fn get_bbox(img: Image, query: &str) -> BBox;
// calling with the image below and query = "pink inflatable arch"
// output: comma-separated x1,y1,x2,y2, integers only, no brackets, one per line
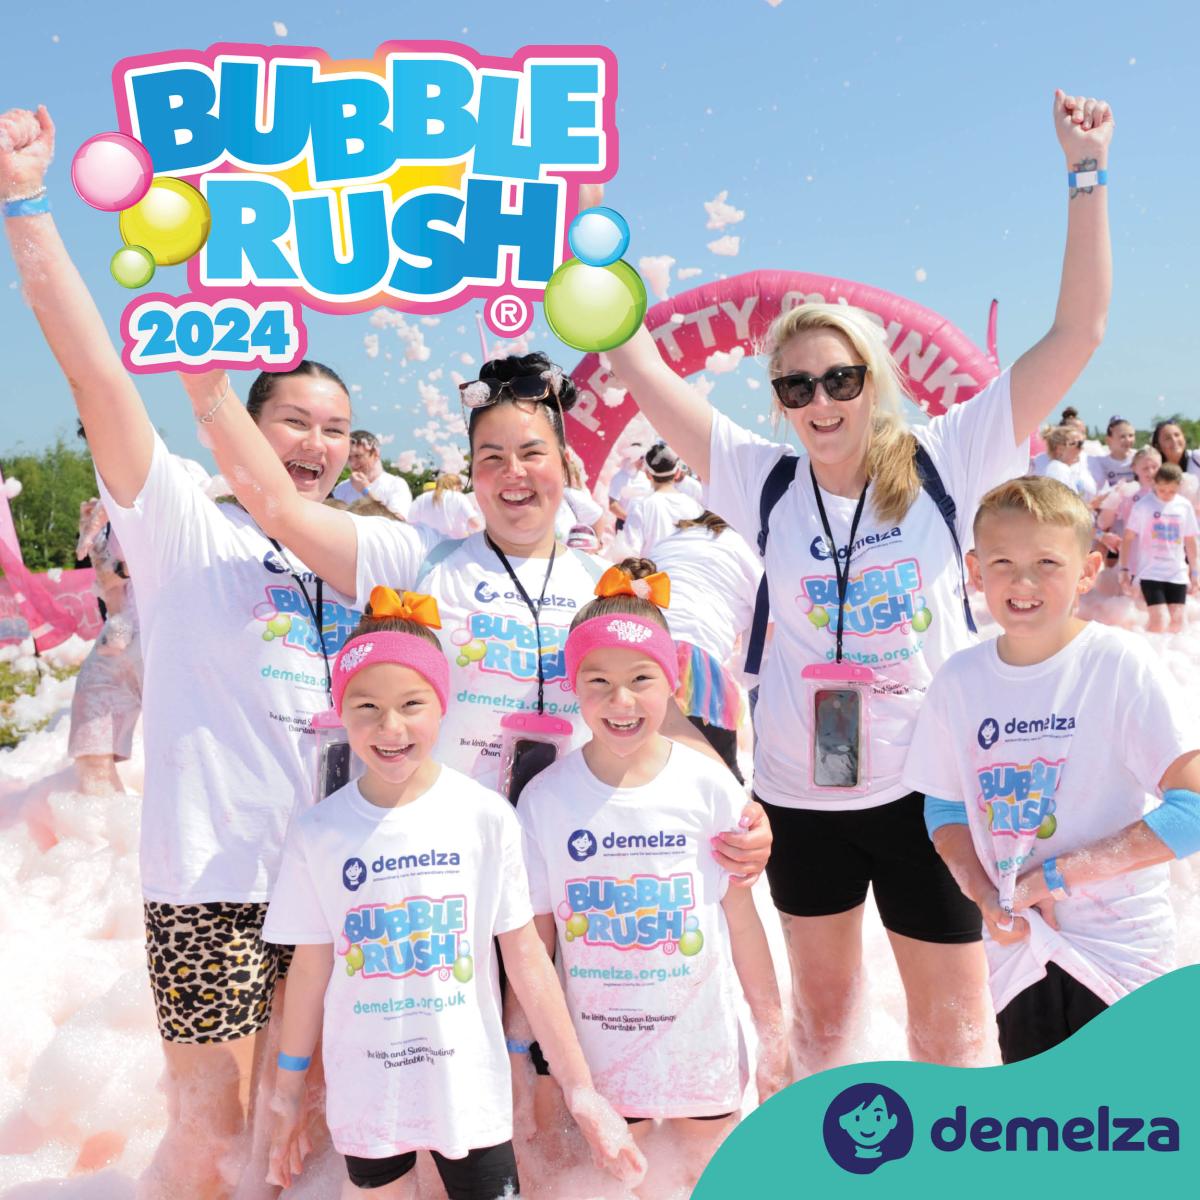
564,269,998,483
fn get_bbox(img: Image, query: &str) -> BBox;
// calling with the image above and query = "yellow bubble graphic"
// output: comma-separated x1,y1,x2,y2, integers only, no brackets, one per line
119,178,212,265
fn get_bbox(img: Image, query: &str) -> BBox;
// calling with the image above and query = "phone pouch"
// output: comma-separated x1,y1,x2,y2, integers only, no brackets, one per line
801,662,874,795
499,711,573,803
312,708,363,804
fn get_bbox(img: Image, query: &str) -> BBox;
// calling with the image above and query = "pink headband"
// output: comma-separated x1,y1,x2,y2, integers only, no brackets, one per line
565,615,679,692
331,632,450,715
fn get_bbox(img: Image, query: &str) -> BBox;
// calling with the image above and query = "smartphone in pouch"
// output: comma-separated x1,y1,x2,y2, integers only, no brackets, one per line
508,738,559,804
812,688,862,788
319,740,353,801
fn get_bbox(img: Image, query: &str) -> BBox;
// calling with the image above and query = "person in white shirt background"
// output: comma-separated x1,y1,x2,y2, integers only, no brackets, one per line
1087,415,1137,492
607,440,653,531
1150,420,1200,516
331,430,414,518
555,445,605,543
1120,461,1200,632
1036,424,1098,502
406,471,483,539
612,441,704,560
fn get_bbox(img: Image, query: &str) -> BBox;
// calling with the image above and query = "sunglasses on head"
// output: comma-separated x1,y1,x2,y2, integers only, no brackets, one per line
459,368,563,410
770,364,869,410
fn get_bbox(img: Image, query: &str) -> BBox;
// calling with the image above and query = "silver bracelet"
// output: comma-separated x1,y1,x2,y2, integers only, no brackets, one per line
199,377,233,424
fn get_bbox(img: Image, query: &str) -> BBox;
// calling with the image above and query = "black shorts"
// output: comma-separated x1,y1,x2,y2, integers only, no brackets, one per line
625,1111,733,1125
345,1141,518,1197
996,961,1107,1063
1139,578,1188,606
688,714,744,784
759,791,982,944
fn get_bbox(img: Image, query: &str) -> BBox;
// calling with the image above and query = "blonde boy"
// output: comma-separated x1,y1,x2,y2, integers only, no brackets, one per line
903,477,1200,1062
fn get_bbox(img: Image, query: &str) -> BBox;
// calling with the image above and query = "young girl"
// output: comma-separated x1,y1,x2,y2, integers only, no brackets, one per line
1120,462,1200,633
514,560,788,1196
1095,446,1161,556
262,587,644,1199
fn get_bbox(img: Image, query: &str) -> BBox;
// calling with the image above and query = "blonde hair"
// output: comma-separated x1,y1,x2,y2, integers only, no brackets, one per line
973,476,1094,555
433,473,463,505
1044,424,1082,455
1132,446,1162,469
564,446,587,491
764,302,919,526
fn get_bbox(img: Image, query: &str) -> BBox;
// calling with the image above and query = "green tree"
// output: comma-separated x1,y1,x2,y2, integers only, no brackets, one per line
0,439,98,572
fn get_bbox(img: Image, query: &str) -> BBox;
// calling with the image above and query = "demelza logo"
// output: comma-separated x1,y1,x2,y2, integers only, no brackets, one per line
823,1083,1179,1175
809,526,902,562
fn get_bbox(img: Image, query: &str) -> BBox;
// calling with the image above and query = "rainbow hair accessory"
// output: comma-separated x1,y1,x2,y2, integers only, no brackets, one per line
331,588,449,714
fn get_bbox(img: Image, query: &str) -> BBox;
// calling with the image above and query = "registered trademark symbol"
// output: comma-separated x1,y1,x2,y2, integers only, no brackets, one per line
486,293,532,336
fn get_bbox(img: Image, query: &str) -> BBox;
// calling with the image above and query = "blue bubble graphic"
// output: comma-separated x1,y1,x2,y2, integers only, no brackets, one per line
568,207,630,267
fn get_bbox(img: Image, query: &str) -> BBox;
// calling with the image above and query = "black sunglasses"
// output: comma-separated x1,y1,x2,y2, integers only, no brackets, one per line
771,364,868,409
459,369,563,410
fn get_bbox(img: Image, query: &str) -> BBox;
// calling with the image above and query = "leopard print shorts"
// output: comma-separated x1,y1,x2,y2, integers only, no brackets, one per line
144,901,294,1043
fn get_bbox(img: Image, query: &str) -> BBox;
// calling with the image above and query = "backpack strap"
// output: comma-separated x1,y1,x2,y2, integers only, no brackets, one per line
743,454,800,676
413,536,467,590
913,441,977,634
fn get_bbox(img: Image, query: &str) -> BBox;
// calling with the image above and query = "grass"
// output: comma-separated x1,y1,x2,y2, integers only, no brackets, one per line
0,658,80,751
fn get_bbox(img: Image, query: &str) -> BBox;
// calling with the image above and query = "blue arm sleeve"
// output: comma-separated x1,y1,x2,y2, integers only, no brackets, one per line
923,796,969,839
1144,789,1200,859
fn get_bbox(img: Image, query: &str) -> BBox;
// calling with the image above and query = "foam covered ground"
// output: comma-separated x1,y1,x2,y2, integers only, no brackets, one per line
2,588,1198,1196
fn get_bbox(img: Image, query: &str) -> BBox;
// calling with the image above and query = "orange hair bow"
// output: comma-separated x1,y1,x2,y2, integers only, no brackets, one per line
367,586,443,629
595,565,671,608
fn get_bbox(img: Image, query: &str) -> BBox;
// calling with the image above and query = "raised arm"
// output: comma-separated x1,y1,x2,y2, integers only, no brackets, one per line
1009,91,1113,444
180,370,360,595
0,108,153,505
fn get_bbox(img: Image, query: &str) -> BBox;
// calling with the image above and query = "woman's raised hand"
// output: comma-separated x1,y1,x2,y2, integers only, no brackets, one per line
1054,90,1114,162
0,106,54,200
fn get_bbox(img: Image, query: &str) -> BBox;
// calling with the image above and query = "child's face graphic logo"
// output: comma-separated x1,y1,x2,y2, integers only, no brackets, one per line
978,717,1000,750
567,829,597,862
343,857,367,891
823,1083,913,1174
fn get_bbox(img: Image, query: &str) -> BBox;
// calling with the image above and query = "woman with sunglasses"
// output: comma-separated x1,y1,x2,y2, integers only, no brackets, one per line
1037,425,1098,502
597,89,1113,1074
181,353,771,865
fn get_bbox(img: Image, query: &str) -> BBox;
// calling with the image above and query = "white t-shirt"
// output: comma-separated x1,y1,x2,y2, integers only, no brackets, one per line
609,467,652,510
1030,451,1049,475
263,770,532,1158
1087,451,1136,493
651,525,762,665
903,622,1197,1011
1125,493,1199,585
98,434,362,902
333,470,414,519
355,527,602,789
1042,458,1097,501
555,487,605,541
1099,480,1149,535
406,490,481,540
519,743,745,1118
614,490,705,560
705,370,1028,810
677,474,705,504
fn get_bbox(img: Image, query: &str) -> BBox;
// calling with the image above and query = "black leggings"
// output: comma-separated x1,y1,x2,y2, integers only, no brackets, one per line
345,1141,518,1197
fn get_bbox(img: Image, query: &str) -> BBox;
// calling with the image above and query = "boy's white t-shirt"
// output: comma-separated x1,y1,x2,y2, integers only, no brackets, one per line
1043,458,1097,501
518,743,746,1118
1087,451,1136,492
332,471,414,518
1125,493,1199,584
705,371,1028,810
262,769,532,1159
355,526,601,789
650,526,762,665
615,490,705,559
98,433,363,903
903,622,1197,1011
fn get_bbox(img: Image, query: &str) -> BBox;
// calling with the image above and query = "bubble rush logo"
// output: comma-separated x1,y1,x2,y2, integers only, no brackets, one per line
103,41,618,372
254,584,358,657
823,1083,914,1175
464,611,569,684
559,873,701,953
341,894,473,982
797,557,932,637
978,756,1064,838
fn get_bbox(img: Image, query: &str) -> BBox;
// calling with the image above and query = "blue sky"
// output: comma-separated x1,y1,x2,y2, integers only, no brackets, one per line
2,0,1197,468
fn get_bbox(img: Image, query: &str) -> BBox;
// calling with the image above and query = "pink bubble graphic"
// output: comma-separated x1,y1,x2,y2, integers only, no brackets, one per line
450,628,471,647
557,901,572,921
253,602,278,621
71,133,153,212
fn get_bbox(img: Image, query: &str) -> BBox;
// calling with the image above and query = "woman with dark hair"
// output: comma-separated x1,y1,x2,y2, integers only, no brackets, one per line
179,347,772,849
1,106,360,1197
